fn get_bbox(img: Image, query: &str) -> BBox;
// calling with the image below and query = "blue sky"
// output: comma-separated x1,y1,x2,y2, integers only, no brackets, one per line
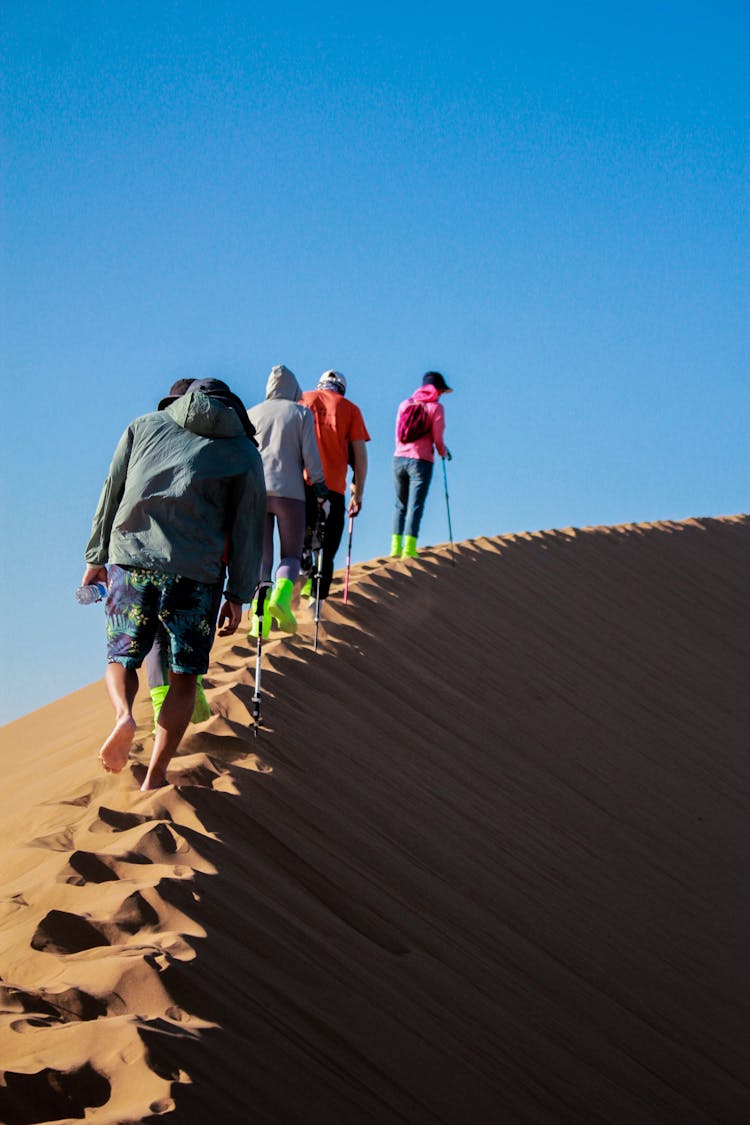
1,1,748,723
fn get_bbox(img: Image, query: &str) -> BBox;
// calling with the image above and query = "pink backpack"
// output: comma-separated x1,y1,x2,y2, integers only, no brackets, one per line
397,399,431,443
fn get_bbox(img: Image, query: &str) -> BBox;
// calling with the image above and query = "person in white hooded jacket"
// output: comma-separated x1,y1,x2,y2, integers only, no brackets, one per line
247,364,327,635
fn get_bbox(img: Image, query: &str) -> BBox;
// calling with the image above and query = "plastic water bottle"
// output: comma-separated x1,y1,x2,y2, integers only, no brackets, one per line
75,582,108,605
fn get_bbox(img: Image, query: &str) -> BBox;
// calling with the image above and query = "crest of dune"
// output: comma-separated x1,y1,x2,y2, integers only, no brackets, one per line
1,515,748,1124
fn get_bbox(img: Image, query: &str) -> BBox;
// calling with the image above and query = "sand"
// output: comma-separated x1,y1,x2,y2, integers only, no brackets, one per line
1,515,749,1124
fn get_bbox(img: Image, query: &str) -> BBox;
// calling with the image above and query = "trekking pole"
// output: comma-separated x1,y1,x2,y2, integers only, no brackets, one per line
313,507,326,653
251,583,270,736
343,514,354,605
442,455,455,567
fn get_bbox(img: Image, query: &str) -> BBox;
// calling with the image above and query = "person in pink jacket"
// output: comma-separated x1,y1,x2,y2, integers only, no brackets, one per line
391,371,453,558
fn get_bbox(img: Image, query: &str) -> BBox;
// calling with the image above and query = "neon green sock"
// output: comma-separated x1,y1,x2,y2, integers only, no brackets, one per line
403,535,418,557
390,534,403,557
149,684,170,733
191,675,211,723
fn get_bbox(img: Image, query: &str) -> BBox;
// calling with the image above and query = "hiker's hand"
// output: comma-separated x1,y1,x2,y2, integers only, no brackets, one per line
81,564,107,587
443,448,452,461
218,600,242,636
348,494,362,517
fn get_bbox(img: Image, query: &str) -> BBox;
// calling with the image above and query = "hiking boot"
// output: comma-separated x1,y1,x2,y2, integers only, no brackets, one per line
268,577,297,634
248,592,272,639
300,577,313,599
390,534,403,558
403,535,418,557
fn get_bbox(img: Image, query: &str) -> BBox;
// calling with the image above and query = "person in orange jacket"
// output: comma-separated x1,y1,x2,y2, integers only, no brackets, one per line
300,370,371,601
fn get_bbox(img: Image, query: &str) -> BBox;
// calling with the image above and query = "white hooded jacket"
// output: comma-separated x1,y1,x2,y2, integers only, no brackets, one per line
247,365,325,500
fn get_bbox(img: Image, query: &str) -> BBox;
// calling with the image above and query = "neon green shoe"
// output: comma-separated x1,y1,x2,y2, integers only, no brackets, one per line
191,675,211,723
149,684,170,732
300,577,313,599
403,535,418,557
390,534,403,558
268,577,297,634
248,593,272,639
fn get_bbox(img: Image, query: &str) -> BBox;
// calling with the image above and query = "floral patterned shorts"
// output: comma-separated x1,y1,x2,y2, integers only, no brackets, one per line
104,564,223,675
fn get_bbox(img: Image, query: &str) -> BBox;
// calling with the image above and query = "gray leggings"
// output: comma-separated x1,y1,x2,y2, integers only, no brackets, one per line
262,496,306,583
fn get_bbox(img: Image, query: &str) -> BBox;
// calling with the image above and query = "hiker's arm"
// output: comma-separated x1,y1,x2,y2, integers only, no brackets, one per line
84,424,134,566
301,409,325,488
224,452,267,604
217,600,243,635
349,440,368,515
432,403,447,458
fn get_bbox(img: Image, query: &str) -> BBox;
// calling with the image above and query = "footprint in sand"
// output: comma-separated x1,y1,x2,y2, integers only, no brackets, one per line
92,805,152,832
5,985,108,1031
59,850,121,884
0,1063,110,1123
31,909,110,955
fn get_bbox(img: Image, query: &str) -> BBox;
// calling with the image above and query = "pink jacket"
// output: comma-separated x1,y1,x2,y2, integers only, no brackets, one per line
393,384,447,462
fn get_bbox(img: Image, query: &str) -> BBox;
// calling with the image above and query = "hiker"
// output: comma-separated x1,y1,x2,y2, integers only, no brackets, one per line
81,377,267,791
247,364,328,637
143,380,211,731
300,370,370,601
391,371,453,558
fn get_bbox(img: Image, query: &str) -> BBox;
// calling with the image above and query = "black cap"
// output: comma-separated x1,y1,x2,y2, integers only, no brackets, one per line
157,378,193,410
421,371,453,394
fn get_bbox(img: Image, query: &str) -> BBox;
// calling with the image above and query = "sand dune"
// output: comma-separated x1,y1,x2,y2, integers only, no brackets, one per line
1,515,749,1124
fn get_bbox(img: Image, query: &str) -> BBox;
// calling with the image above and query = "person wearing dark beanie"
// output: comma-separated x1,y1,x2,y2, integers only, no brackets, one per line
391,371,453,558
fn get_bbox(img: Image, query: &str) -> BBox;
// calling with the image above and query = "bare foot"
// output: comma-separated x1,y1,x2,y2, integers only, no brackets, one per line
140,772,169,792
99,716,136,772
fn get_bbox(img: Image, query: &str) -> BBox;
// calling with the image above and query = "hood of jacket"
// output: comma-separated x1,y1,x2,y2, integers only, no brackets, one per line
164,391,248,439
411,384,441,405
265,364,301,403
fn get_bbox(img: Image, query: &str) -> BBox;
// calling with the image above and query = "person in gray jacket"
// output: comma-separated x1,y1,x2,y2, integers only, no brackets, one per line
247,364,327,636
81,378,266,790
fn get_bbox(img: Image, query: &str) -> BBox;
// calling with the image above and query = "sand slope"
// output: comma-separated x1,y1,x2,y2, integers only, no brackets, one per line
1,516,749,1124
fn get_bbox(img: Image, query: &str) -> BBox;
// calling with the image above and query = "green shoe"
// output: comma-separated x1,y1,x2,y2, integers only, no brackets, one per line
248,593,272,639
390,534,403,558
149,684,170,733
403,535,418,557
300,577,312,599
268,577,297,634
191,675,211,723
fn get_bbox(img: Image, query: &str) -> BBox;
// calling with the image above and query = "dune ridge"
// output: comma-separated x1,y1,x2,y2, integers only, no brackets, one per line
1,515,749,1124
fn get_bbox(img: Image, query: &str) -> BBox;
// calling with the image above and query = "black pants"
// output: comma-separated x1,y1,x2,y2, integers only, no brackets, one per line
305,487,345,600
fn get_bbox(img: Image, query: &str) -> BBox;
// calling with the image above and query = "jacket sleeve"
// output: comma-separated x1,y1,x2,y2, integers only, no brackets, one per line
84,424,134,565
431,402,447,458
224,446,268,604
301,408,325,485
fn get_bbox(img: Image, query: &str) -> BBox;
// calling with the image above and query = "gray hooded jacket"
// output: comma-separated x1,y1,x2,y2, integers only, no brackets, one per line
247,365,324,501
85,392,267,603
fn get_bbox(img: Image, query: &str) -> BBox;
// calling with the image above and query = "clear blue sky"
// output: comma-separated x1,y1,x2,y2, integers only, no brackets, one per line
1,2,748,723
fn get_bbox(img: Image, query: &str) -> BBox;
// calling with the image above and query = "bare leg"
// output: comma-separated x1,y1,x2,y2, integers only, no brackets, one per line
99,662,139,772
140,672,197,791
